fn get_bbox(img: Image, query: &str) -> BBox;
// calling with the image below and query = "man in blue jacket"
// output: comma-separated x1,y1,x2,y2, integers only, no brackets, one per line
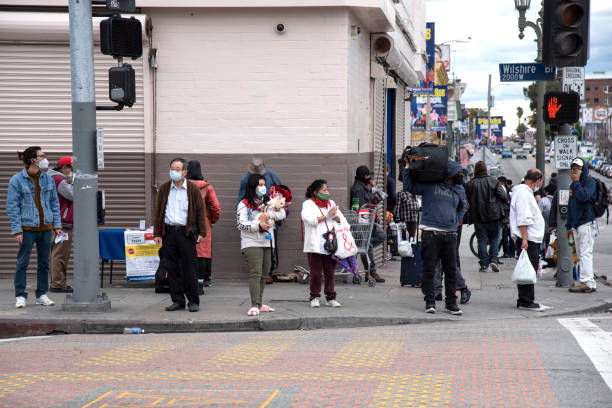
6,146,62,308
567,158,598,293
403,161,468,315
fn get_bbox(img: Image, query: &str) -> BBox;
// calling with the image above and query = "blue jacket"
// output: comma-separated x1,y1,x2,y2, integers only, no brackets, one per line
6,169,62,234
402,161,468,232
236,169,282,204
566,158,597,229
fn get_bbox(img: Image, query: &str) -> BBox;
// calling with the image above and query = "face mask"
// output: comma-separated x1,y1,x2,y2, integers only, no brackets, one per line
169,170,183,181
38,158,49,170
317,192,330,201
256,186,267,197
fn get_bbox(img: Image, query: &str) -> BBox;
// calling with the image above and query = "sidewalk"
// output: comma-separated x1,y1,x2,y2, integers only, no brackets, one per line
1,225,611,337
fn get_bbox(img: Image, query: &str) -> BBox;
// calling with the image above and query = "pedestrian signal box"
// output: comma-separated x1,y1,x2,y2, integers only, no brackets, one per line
543,91,580,126
100,16,142,59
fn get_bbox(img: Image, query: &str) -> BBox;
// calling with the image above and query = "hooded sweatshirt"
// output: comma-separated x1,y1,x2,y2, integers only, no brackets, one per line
402,161,468,232
566,158,597,229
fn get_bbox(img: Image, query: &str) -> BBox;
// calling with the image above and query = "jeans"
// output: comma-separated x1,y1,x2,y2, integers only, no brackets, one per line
15,230,52,299
307,253,336,301
574,222,596,289
435,224,466,295
515,238,539,307
360,224,386,274
501,226,515,257
244,247,272,308
475,221,501,268
421,230,458,305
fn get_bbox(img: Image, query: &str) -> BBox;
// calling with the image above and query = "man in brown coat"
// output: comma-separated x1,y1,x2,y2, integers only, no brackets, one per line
154,158,207,312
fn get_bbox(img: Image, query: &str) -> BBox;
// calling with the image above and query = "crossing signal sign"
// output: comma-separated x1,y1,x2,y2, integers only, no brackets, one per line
543,91,580,125
542,0,590,67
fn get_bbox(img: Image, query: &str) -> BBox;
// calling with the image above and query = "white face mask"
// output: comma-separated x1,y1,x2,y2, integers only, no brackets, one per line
256,186,267,197
169,170,183,182
38,158,49,170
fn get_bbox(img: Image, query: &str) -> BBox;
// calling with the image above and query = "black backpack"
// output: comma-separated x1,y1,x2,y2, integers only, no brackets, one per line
587,176,609,218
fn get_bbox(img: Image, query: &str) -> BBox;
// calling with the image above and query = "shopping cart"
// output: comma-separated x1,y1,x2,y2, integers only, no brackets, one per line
340,205,378,287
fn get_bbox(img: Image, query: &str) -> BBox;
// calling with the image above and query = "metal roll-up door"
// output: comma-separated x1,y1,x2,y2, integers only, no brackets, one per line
372,78,386,267
0,43,146,279
394,83,406,179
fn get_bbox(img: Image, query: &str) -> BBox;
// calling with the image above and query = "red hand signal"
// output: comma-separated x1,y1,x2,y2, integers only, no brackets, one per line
547,97,562,119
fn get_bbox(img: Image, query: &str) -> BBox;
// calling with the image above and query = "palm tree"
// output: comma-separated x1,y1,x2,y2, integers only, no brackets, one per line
516,106,523,122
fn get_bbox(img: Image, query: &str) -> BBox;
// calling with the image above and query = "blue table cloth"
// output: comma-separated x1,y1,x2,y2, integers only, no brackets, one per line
99,229,126,261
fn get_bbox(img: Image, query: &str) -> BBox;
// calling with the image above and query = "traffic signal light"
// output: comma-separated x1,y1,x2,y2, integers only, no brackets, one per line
109,64,136,107
100,16,142,59
542,0,590,67
543,91,579,125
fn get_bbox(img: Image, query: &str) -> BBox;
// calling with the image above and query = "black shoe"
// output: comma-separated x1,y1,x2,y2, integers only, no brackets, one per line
165,303,185,311
203,280,212,287
50,286,73,293
425,303,436,313
445,304,463,315
188,303,199,312
460,288,471,304
434,293,443,301
479,266,488,273
496,261,504,265
198,285,205,296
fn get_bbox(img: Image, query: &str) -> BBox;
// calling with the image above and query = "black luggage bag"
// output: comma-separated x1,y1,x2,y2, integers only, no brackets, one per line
400,243,422,287
408,143,448,183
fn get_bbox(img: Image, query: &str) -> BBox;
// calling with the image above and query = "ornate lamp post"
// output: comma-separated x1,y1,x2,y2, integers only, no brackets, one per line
514,0,546,174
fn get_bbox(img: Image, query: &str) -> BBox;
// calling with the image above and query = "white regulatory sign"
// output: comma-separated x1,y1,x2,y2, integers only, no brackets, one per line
554,135,577,169
562,67,585,100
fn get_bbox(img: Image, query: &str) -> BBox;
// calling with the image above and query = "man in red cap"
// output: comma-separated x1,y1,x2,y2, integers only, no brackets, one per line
48,156,74,292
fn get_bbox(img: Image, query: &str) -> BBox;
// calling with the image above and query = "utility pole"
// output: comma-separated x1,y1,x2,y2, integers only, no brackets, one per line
63,0,111,311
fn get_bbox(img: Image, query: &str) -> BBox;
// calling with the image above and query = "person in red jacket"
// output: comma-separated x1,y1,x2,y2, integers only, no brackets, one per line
187,160,221,293
47,156,74,293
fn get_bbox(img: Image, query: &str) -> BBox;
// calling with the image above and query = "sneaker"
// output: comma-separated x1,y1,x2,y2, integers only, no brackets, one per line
460,288,471,305
490,263,500,272
203,280,212,287
434,293,443,301
479,266,488,273
326,299,342,307
15,296,26,308
310,298,320,308
425,303,436,313
35,294,55,306
569,282,596,293
518,303,547,312
445,304,463,315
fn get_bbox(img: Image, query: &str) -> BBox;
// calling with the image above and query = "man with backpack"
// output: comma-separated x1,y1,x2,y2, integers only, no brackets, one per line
567,158,601,293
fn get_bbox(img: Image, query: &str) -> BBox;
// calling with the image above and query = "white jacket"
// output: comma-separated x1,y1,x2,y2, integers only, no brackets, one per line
301,199,350,254
237,199,286,250
510,184,545,244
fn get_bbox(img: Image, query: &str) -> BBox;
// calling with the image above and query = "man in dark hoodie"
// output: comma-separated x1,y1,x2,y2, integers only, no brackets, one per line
402,161,468,315
350,165,386,282
567,158,598,293
465,161,508,272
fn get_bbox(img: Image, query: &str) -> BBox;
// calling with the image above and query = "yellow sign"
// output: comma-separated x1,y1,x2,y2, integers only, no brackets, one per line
125,244,161,258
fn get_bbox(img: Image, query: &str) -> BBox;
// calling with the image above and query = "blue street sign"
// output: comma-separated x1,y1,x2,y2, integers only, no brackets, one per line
499,63,556,82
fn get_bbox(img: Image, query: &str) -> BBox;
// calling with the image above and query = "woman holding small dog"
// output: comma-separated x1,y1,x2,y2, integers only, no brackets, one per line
237,174,286,316
301,179,348,308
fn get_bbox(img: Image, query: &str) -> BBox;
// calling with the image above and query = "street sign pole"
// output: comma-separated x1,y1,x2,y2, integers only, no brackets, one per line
63,0,110,311
536,80,546,173
555,125,574,287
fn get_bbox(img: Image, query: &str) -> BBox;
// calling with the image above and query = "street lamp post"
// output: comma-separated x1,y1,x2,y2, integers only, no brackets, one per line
514,0,546,175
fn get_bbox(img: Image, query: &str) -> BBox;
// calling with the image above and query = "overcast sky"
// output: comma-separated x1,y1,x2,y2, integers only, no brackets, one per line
426,0,612,135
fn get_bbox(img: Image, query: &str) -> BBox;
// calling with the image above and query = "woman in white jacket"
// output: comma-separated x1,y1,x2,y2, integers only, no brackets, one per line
301,179,349,308
237,174,286,316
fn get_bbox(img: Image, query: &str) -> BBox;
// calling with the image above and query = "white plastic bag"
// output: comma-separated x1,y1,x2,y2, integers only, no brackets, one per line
512,250,537,284
397,224,414,258
333,223,358,259
544,232,556,259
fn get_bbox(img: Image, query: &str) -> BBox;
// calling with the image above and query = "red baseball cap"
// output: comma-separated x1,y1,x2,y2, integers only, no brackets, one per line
58,156,73,166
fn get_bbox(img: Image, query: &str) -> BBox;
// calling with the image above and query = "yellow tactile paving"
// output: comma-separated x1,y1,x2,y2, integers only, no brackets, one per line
204,334,299,367
327,337,403,368
369,374,451,407
75,340,186,367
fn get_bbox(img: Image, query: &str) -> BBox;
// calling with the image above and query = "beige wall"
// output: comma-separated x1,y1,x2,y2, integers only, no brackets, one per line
147,7,357,155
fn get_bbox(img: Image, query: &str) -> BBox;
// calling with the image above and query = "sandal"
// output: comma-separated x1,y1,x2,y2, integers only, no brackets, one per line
259,305,275,312
247,307,260,316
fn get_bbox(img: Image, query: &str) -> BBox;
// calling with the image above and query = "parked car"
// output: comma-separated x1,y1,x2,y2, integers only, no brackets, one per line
501,150,513,158
516,150,528,159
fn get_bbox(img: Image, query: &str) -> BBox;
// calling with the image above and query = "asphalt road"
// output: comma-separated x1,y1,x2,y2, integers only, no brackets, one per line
1,314,611,408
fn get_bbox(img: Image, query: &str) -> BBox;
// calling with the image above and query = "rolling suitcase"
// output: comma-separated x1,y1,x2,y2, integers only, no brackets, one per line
400,242,422,287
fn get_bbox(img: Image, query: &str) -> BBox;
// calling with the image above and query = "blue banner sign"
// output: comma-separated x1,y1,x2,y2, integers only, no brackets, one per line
426,22,435,70
410,86,448,132
499,63,556,82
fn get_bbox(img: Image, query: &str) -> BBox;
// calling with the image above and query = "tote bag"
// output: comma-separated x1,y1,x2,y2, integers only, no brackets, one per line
333,222,358,259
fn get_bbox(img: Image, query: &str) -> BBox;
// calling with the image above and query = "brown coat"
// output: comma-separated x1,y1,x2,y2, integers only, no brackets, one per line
153,180,207,239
